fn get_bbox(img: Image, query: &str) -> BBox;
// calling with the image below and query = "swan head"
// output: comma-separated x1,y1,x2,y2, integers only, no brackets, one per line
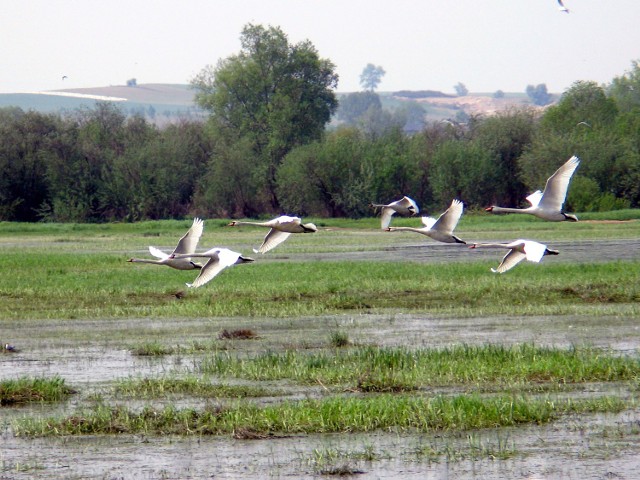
563,213,579,222
545,248,560,256
227,221,238,227
484,207,494,212
302,223,318,233
468,244,478,249
127,258,134,262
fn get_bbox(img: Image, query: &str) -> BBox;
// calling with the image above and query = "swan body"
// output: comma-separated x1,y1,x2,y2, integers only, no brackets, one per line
370,196,419,229
128,218,204,270
486,156,580,221
469,239,559,273
228,215,317,254
170,248,254,288
387,199,466,244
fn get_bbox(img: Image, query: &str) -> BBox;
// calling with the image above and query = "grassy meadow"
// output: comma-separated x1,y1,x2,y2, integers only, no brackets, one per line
1,211,640,447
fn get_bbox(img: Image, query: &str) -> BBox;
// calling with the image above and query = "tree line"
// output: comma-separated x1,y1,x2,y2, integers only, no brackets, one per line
1,25,639,222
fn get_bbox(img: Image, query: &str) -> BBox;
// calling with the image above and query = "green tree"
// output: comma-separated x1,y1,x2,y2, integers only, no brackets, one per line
191,24,338,212
336,91,382,125
526,83,553,106
359,64,386,92
454,82,469,96
608,59,640,113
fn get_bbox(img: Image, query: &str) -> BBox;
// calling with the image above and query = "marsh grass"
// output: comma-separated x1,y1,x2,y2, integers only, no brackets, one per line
114,377,276,399
0,376,75,405
12,393,628,437
1,254,638,320
200,344,640,389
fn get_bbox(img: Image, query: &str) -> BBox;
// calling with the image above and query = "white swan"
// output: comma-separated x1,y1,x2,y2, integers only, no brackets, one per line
170,248,254,288
387,199,466,244
127,217,204,270
486,155,580,221
370,196,419,229
227,215,317,254
469,239,559,273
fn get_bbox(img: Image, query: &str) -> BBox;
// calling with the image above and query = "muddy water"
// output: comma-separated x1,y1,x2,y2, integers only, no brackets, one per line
2,311,640,479
1,236,639,479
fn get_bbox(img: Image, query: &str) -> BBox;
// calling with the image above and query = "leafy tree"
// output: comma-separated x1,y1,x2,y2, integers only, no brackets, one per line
541,81,618,132
454,82,469,96
608,59,640,113
191,24,338,212
493,90,505,99
526,83,553,106
359,64,386,92
336,91,382,125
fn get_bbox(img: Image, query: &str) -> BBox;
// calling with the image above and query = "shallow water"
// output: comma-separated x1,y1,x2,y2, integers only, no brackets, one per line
2,311,640,479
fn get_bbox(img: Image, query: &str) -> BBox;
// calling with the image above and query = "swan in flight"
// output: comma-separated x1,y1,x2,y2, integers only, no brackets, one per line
227,215,317,254
370,196,419,229
557,0,569,13
170,248,254,288
128,217,204,270
485,155,580,221
387,199,466,244
469,239,559,273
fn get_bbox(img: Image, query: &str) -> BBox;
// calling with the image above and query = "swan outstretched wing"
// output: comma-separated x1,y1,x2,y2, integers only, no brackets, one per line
431,199,463,234
148,246,170,260
525,190,543,207
539,156,580,211
254,229,292,254
523,240,547,263
492,249,527,273
187,249,239,288
173,217,204,256
380,208,396,229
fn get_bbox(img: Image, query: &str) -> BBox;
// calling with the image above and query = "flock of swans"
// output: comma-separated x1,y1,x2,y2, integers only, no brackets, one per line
128,155,581,287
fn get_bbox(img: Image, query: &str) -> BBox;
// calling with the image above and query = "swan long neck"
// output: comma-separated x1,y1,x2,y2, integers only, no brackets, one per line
232,220,270,227
388,227,423,233
471,243,510,249
128,258,163,264
489,206,529,214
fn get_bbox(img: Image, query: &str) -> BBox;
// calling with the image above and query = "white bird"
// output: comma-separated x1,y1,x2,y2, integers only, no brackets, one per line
227,215,317,254
128,217,205,270
557,0,569,13
170,248,254,288
370,196,420,229
485,155,580,222
469,239,559,273
387,199,466,244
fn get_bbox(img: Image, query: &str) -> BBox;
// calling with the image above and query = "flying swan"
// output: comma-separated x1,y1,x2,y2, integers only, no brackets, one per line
128,217,204,270
387,199,466,244
485,155,580,221
469,239,559,273
170,248,254,288
370,196,420,229
227,215,317,254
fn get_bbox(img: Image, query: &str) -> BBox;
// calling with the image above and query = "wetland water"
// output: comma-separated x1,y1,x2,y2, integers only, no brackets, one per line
1,236,639,479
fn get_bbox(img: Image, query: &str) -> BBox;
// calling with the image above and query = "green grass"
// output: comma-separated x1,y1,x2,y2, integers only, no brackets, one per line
0,253,638,320
0,377,76,405
114,377,277,399
12,393,628,437
200,344,640,390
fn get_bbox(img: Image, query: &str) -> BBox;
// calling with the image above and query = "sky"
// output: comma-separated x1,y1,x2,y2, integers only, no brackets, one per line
2,0,640,95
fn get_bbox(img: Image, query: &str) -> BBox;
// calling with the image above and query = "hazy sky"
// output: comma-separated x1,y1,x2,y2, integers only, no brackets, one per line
2,0,639,94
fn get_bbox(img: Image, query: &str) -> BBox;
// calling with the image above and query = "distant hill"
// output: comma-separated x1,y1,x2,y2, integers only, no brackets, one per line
1,83,552,125
0,83,203,126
